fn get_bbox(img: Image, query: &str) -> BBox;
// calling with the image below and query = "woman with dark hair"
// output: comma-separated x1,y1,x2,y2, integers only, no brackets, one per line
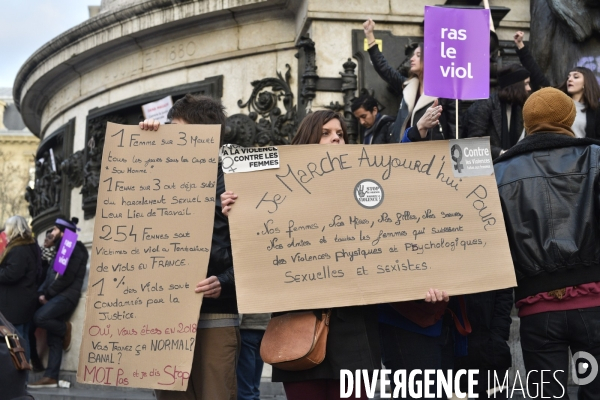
514,31,600,138
465,63,532,159
222,110,448,400
363,19,456,143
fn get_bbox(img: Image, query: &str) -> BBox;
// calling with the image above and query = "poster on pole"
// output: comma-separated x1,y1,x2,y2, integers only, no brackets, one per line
77,122,220,390
224,140,516,314
424,6,490,100
141,96,173,124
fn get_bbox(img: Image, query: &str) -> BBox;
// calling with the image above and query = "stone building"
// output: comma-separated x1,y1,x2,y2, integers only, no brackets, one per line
14,0,531,387
0,88,38,225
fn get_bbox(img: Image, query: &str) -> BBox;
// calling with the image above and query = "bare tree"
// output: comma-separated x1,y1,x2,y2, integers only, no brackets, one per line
0,150,31,225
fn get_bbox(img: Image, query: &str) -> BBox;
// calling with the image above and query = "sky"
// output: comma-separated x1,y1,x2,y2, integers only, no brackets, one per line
0,1,100,88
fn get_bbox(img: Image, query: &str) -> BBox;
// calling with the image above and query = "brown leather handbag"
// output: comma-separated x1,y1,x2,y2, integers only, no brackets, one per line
260,310,331,371
0,312,31,371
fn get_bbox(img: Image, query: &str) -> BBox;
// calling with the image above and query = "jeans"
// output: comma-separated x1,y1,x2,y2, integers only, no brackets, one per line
379,323,452,400
520,307,600,400
237,329,265,400
33,295,76,380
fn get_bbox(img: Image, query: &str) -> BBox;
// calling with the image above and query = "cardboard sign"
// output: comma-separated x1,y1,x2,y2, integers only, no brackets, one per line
141,96,173,124
77,123,220,390
221,145,280,173
424,6,490,100
224,140,516,313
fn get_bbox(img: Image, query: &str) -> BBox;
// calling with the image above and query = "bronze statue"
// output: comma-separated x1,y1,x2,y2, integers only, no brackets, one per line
530,0,600,86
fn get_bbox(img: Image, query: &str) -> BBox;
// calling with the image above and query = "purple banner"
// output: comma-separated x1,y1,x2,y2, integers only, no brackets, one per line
53,229,78,275
424,6,490,100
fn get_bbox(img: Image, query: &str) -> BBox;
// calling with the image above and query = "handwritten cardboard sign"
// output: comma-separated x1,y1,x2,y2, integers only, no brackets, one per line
225,140,516,313
424,6,490,100
77,123,220,390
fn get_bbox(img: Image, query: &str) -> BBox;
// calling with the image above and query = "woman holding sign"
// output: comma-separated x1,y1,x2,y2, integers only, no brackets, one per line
222,110,450,400
363,19,457,143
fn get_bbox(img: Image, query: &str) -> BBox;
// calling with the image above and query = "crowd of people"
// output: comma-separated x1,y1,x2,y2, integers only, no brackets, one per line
0,216,87,396
2,17,600,400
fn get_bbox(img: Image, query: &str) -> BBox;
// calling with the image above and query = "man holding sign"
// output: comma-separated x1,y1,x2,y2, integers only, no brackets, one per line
139,94,239,400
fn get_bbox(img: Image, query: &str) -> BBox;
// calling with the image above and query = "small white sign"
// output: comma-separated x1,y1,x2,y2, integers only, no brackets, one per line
141,95,173,124
220,144,280,173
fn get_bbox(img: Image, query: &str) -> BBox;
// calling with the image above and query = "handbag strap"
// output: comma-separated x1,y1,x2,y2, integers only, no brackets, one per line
446,295,472,336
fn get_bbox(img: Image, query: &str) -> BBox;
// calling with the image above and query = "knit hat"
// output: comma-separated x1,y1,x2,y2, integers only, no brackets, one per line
55,217,79,232
523,87,575,137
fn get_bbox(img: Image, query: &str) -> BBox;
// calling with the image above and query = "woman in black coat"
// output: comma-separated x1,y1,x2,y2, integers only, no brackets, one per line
0,215,41,361
363,19,457,143
514,31,600,139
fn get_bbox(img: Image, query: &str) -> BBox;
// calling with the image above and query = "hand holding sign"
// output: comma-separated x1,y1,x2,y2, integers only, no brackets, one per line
416,99,442,138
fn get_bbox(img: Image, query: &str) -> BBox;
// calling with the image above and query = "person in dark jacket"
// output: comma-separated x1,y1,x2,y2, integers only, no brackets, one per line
140,94,239,400
514,31,600,139
495,87,600,399
363,19,457,143
0,215,40,363
454,290,513,399
351,94,395,144
465,64,531,159
28,216,87,389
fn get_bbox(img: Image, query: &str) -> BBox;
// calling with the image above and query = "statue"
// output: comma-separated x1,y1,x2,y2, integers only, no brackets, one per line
530,0,600,85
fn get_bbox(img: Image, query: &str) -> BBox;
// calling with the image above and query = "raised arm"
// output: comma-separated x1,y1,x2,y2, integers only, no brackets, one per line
363,19,407,92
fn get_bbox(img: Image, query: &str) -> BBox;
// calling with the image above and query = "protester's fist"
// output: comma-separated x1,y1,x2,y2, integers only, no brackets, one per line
195,276,222,298
221,191,238,217
513,31,525,49
139,119,161,131
363,19,375,36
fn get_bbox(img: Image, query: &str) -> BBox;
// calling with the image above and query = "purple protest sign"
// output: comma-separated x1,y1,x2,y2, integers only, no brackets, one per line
424,6,490,100
53,229,78,275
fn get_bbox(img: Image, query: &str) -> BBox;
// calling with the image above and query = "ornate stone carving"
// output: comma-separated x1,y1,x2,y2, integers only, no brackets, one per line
61,150,85,188
82,114,127,219
325,59,359,144
531,0,600,85
296,36,319,114
225,65,297,146
27,152,63,218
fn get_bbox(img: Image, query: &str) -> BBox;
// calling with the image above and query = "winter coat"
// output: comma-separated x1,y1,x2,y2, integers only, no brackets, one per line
494,134,600,301
271,305,380,382
367,44,456,143
40,240,88,304
201,166,237,315
364,114,395,144
0,239,40,325
455,290,513,372
465,92,523,159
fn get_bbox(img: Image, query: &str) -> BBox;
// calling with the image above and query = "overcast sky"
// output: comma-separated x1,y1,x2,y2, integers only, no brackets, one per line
0,1,100,89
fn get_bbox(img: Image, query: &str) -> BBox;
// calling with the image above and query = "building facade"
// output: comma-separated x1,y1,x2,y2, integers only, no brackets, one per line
0,88,38,226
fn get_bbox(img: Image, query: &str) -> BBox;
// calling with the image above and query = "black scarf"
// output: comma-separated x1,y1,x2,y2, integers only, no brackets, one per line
500,102,522,150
